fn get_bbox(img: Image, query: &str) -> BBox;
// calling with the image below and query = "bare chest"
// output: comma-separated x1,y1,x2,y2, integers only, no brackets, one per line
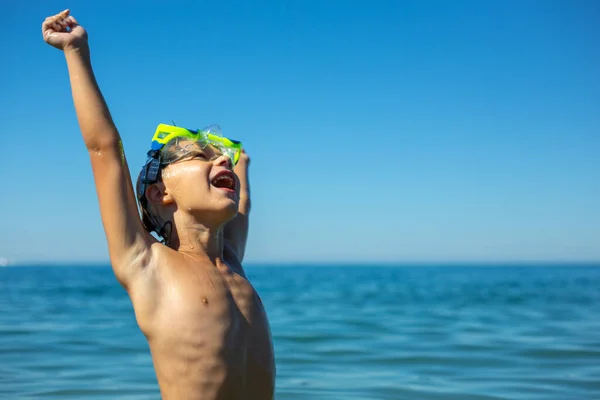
150,265,271,343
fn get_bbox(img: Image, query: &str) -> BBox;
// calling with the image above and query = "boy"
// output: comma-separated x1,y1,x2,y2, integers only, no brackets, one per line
42,9,275,400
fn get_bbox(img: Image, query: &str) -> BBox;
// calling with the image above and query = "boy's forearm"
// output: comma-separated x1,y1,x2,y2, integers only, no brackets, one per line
224,161,251,261
238,184,251,216
235,164,251,215
238,197,251,216
64,45,120,150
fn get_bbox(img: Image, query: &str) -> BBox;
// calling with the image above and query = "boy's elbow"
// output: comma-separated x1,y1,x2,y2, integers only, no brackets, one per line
86,136,122,154
81,123,122,152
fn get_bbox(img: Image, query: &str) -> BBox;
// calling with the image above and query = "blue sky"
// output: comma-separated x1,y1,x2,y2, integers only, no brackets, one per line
1,0,599,264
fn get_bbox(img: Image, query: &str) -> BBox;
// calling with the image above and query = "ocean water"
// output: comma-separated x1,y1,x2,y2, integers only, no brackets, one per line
0,264,599,400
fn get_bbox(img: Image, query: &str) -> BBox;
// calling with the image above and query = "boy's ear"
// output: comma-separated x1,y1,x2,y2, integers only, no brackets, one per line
146,182,174,205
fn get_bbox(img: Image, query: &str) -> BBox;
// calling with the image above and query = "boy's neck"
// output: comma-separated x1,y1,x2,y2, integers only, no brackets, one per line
168,223,225,263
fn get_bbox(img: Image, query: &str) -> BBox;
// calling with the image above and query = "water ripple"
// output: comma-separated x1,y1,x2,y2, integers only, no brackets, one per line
1,265,599,399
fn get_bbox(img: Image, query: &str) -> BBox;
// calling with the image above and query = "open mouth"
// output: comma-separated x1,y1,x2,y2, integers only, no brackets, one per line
211,172,236,191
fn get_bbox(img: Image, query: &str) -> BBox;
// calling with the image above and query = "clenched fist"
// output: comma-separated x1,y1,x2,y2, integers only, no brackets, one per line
42,9,87,51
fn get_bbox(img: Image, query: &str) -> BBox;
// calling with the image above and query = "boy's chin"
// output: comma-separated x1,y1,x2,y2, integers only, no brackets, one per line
207,201,239,221
186,198,238,221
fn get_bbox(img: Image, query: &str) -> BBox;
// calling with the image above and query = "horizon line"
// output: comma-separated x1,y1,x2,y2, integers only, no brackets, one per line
3,260,600,267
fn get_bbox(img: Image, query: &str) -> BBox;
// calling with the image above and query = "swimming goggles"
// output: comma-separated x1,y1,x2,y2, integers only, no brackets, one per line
139,123,243,187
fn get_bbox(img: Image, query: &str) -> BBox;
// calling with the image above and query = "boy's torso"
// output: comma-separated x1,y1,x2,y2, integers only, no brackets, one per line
129,250,275,400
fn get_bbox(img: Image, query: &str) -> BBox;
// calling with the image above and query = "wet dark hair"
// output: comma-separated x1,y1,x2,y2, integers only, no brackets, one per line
135,169,172,243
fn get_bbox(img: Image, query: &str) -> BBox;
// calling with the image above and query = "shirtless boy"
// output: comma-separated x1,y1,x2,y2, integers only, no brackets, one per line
42,9,275,400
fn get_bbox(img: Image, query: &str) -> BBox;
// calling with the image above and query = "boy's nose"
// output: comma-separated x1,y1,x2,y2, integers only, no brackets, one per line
213,155,233,169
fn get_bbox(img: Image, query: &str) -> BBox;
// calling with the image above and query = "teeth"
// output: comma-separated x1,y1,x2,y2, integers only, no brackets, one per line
212,175,234,188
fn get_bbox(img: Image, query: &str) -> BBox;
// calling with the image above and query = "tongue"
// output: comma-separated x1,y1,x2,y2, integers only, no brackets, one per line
213,179,230,189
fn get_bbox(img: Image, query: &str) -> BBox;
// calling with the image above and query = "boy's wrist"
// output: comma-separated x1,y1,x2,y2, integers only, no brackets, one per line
64,42,90,56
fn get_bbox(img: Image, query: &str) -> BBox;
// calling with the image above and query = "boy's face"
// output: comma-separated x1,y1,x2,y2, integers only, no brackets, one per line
159,139,239,223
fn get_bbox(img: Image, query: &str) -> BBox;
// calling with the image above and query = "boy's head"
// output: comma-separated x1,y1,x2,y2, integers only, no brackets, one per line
136,124,242,240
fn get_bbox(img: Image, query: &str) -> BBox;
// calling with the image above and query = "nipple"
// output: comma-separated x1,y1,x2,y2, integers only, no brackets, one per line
202,297,209,305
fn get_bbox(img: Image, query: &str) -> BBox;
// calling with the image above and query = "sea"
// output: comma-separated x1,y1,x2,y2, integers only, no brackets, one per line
0,264,599,400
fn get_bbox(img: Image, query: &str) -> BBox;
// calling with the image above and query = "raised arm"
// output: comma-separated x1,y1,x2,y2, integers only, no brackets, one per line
42,10,153,287
224,150,251,262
